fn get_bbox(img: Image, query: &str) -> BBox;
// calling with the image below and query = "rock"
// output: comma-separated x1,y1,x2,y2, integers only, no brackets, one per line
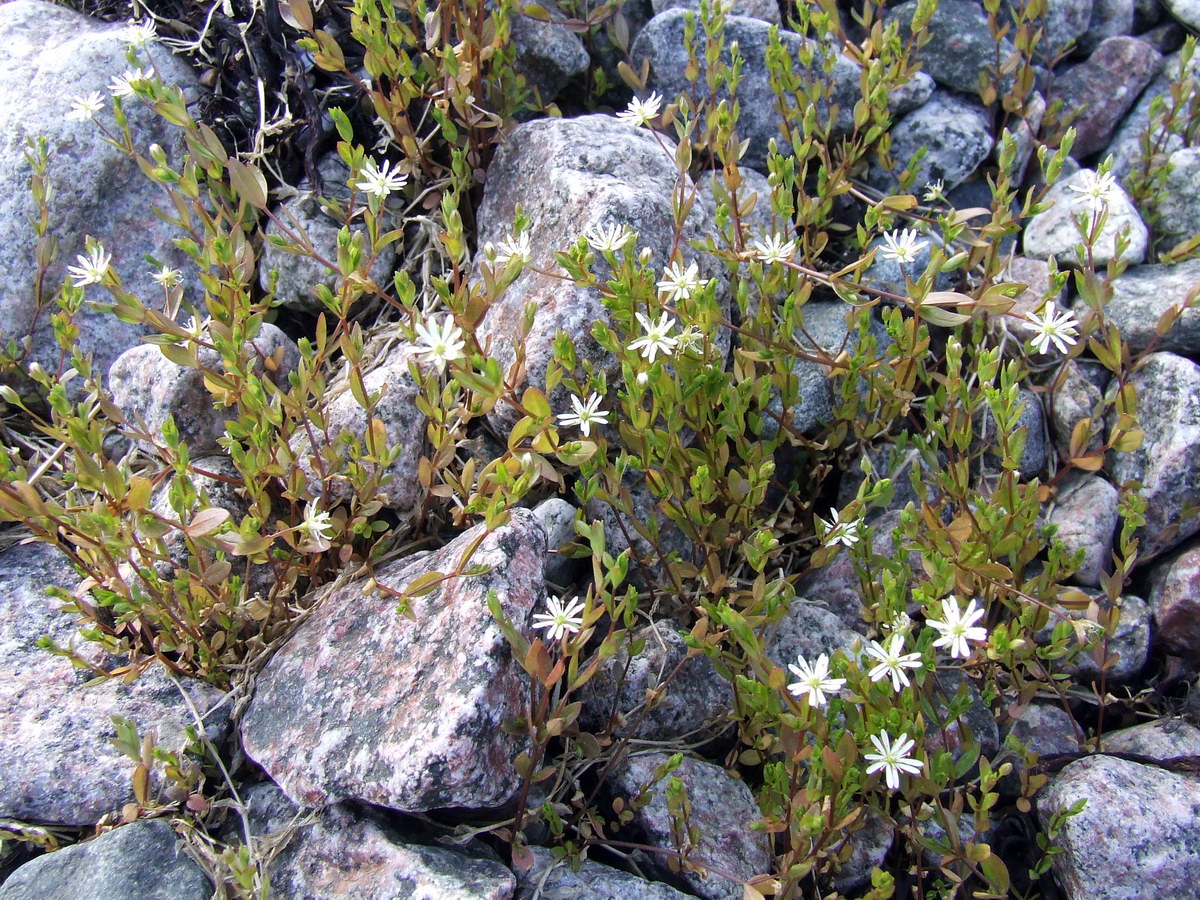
0,819,210,900
764,599,864,670
516,846,696,899
1012,0,1093,57
610,753,771,900
1036,592,1151,682
532,496,579,586
1156,147,1200,240
1110,352,1200,558
998,702,1080,795
1149,543,1200,659
241,510,546,812
831,811,893,895
1048,359,1109,462
870,91,994,193
579,621,732,741
1162,0,1200,29
1048,474,1119,587
473,112,726,432
1023,168,1148,266
835,440,929,521
0,1,197,383
1103,53,1180,182
1009,92,1047,182
885,0,1016,94
923,669,1001,767
1049,37,1162,158
981,388,1048,479
1103,718,1200,757
584,471,693,589
651,0,780,23
289,341,425,517
511,6,591,104
1139,19,1186,53
1080,0,1135,53
991,256,1065,350
1038,754,1200,900
1081,258,1200,356
0,542,229,826
108,322,300,455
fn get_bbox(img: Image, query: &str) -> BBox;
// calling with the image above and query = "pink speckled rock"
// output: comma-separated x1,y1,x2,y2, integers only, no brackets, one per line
241,510,546,812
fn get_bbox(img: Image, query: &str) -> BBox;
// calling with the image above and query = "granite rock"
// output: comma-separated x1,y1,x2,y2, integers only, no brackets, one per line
1148,543,1200,659
1048,473,1119,587
1082,258,1200,356
1023,168,1148,266
870,91,994,194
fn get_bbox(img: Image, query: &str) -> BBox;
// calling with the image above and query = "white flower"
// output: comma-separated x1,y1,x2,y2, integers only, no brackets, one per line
628,311,679,362
298,504,335,542
878,228,927,265
1026,304,1080,355
751,233,797,265
67,92,105,122
656,261,707,303
926,596,988,659
494,232,532,268
865,730,923,790
67,245,112,287
615,92,662,127
585,222,633,253
676,324,704,353
864,634,923,692
355,158,408,199
887,611,913,635
923,179,945,204
1067,169,1119,214
124,19,157,48
532,596,586,641
816,508,861,548
556,392,609,437
182,315,209,339
787,653,846,707
153,266,182,288
108,67,153,98
414,314,466,373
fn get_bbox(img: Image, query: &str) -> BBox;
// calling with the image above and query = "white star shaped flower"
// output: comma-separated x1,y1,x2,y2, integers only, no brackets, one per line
584,223,633,254
108,67,153,98
67,92,105,122
1067,169,1119,214
864,634,923,692
656,260,707,303
355,158,408,199
628,311,679,362
751,233,797,265
532,596,586,641
1026,304,1080,355
923,179,945,204
494,232,532,268
67,245,112,287
926,596,988,659
125,19,157,48
556,392,609,437
878,228,927,264
865,730,923,790
298,504,335,542
615,92,662,127
787,653,846,707
414,314,466,373
816,508,861,549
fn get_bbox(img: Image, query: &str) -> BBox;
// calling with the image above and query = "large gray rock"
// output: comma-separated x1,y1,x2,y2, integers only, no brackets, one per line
1010,0,1093,57
1110,352,1200,558
764,598,863,670
1104,52,1184,182
241,510,546,812
1102,718,1200,757
652,0,780,23
1162,0,1200,29
870,91,994,193
0,542,229,826
1049,359,1109,462
1024,168,1148,266
1149,543,1200,660
1083,258,1200,356
885,0,1016,94
1039,755,1200,900
1048,473,1119,587
0,1,196,384
1156,147,1200,241
1080,0,1135,53
511,6,591,104
998,702,1080,795
1036,593,1150,682
0,819,210,900
517,846,695,899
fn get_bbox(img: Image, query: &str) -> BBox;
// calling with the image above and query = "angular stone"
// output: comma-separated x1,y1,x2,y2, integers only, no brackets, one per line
981,388,1047,480
652,0,780,23
0,542,229,826
0,1,197,384
1149,543,1200,659
1049,37,1162,157
764,599,863,670
998,702,1081,795
1163,0,1200,29
1011,0,1093,57
0,819,210,900
1080,258,1200,356
1048,473,1119,587
1080,0,1135,53
1102,718,1200,757
1103,54,1181,182
610,753,771,900
1110,352,1200,558
1036,593,1150,682
831,811,893,895
1156,147,1200,240
517,846,694,899
531,496,579,586
886,0,1015,93
1023,168,1148,266
1048,359,1109,462
579,621,732,741
922,668,1001,766
511,6,591,104
108,323,300,455
871,91,994,193
241,510,546,812
1039,755,1200,900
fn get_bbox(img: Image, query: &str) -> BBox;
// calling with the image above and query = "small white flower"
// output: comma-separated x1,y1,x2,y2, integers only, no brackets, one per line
887,611,913,635
878,228,927,265
923,179,945,204
1026,304,1080,355
67,245,112,287
864,634,924,692
67,92,105,122
108,67,153,98
615,92,662,127
1067,169,1119,214
585,222,633,254
787,653,846,707
926,596,988,659
124,19,157,48
865,730,923,790
628,311,679,362
816,508,861,549
676,324,704,353
556,392,609,437
656,260,707,304
181,315,209,339
153,266,182,288
532,596,586,641
414,314,466,373
494,232,532,268
298,504,335,542
355,158,408,199
751,233,797,265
